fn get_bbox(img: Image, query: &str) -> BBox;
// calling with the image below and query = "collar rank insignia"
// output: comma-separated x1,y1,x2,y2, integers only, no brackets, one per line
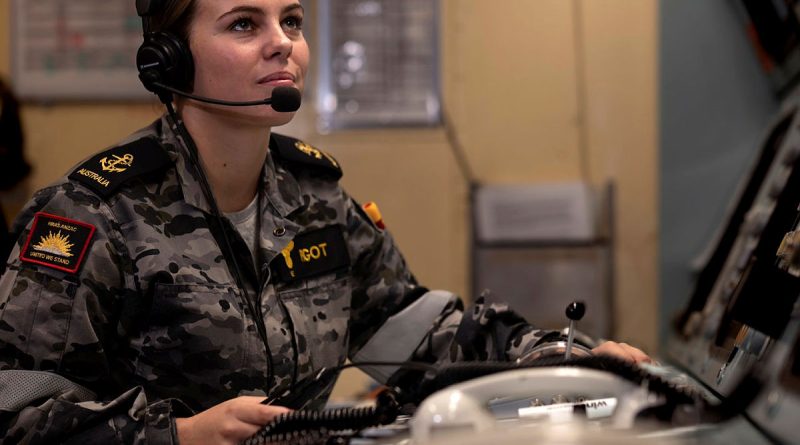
69,137,172,198
275,226,350,282
294,141,340,169
20,212,96,274
270,133,343,180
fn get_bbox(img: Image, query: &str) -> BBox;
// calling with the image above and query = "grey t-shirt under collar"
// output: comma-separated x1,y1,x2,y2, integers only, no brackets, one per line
224,194,259,268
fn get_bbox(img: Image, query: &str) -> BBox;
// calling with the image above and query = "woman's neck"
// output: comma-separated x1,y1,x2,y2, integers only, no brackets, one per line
179,104,270,213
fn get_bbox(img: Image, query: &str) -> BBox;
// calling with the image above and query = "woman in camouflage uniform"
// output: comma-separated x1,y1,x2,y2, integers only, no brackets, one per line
0,1,649,444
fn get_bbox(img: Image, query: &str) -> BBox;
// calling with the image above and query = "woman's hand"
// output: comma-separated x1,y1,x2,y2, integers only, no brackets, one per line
591,341,652,365
175,396,291,445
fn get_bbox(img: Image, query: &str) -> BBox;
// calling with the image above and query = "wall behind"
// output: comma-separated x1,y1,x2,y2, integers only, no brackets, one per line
0,0,657,355
581,0,658,350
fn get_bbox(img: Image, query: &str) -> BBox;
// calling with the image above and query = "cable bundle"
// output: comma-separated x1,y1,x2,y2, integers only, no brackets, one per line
242,390,398,445
417,355,704,407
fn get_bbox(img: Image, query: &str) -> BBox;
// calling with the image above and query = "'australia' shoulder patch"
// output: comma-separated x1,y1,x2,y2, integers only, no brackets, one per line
20,212,96,274
275,225,350,282
270,133,343,179
68,137,172,198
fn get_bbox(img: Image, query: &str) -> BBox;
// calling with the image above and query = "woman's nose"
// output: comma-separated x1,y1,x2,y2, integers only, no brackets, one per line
262,26,293,60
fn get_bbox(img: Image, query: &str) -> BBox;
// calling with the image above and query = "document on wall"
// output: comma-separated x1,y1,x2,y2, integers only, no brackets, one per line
316,0,441,131
11,0,149,101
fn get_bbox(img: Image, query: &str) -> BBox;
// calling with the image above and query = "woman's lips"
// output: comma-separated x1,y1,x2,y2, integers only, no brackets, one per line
258,72,296,86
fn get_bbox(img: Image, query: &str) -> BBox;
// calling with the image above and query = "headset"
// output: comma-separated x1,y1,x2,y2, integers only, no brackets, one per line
135,0,194,102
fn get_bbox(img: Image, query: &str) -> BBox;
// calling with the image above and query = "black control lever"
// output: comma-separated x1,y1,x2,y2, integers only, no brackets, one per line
565,301,586,359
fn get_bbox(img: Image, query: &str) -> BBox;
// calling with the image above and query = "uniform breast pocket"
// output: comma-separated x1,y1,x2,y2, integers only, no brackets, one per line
278,276,351,377
134,283,247,387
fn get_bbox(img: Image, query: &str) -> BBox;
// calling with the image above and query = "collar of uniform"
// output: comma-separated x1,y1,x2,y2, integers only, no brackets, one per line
263,140,304,219
157,114,217,214
255,140,304,271
157,115,309,221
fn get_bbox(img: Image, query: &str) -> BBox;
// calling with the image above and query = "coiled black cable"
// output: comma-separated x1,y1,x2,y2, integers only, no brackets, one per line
243,389,399,445
416,355,704,407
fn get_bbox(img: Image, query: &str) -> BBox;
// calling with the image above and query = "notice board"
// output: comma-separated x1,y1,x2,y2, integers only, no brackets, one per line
11,0,148,101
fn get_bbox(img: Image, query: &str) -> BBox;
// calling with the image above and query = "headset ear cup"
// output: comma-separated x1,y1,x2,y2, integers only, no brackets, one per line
136,32,194,93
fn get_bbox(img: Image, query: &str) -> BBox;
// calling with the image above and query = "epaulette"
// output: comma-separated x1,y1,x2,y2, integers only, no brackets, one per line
68,137,172,199
270,133,343,180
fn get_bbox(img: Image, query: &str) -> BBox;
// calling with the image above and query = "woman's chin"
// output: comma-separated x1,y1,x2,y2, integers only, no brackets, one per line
194,104,296,128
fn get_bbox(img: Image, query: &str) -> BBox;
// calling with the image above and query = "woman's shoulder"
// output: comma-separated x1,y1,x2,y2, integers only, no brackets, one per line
39,119,173,200
269,133,343,180
18,121,176,223
66,136,173,200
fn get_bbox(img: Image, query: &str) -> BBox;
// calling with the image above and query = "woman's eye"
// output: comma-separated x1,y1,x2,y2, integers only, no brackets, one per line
283,15,303,31
230,17,254,32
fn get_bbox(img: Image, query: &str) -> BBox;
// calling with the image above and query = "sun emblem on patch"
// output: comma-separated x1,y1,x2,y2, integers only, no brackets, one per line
32,231,75,257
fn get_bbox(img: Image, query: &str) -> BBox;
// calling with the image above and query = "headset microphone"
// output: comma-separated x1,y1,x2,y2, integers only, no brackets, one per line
150,82,302,112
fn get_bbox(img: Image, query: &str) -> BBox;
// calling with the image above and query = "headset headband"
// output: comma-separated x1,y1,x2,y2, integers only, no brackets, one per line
136,0,163,34
136,0,161,17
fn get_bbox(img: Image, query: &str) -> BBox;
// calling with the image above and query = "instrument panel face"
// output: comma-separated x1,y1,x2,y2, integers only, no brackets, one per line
779,326,800,394
668,104,800,396
665,101,800,445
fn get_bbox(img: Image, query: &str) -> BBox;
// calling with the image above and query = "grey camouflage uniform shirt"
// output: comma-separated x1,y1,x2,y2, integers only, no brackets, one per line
0,115,555,444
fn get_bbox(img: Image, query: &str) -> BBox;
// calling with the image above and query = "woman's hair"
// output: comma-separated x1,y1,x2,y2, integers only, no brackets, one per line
146,0,197,43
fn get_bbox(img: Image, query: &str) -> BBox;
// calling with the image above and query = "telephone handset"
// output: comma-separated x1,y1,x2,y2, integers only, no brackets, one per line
410,365,651,443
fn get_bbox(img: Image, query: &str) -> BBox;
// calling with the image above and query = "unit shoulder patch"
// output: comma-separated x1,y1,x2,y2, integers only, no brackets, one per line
68,137,172,198
270,133,343,179
20,212,96,274
274,225,350,282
